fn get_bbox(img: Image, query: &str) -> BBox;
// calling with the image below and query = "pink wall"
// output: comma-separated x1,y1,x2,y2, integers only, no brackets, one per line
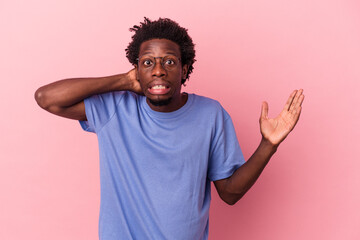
1,0,359,239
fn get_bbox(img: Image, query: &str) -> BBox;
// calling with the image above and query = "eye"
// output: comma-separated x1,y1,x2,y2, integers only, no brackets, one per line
163,56,178,66
143,59,153,66
164,59,175,65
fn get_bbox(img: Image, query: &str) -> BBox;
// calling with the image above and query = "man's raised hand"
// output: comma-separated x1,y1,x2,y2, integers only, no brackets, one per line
260,89,305,146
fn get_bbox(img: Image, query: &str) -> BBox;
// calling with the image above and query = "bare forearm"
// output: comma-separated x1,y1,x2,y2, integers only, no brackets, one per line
225,139,278,203
35,73,131,109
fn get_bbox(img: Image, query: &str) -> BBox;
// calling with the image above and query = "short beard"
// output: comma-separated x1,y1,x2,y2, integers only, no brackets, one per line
148,97,172,106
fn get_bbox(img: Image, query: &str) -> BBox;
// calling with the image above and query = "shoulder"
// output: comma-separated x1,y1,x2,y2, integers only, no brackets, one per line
190,94,230,120
191,94,222,110
93,90,139,103
85,91,143,114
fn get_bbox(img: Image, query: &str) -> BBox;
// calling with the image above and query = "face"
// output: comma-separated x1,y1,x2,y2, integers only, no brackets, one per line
135,38,188,112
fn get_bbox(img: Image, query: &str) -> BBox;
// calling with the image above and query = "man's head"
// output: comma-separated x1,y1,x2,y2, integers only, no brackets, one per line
125,17,196,85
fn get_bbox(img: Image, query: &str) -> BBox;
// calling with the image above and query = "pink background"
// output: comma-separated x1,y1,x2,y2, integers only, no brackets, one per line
1,0,359,239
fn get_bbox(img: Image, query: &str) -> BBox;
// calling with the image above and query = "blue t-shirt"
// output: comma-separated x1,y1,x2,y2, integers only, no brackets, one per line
79,91,245,240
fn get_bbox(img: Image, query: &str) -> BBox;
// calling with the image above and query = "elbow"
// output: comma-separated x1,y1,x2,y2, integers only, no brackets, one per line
224,199,237,206
34,87,50,110
223,196,240,206
34,87,68,117
220,192,244,206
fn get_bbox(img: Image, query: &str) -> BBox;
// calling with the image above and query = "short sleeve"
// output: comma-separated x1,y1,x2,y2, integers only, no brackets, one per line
79,91,125,133
208,111,245,182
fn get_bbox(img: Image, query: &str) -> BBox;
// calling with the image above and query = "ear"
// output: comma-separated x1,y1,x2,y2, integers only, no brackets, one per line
182,64,188,80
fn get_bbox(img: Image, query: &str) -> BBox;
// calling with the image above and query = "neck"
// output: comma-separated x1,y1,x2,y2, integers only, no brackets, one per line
146,92,188,112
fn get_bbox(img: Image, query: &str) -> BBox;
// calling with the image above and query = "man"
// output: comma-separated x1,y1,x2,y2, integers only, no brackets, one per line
35,17,304,240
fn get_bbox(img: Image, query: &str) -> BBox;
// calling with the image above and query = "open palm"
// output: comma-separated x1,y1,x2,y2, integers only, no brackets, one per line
260,89,304,146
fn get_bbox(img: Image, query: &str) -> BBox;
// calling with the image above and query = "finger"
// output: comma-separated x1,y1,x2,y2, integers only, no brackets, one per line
291,105,303,127
283,90,297,111
289,89,303,112
260,101,268,120
290,90,304,114
291,95,304,117
132,65,140,81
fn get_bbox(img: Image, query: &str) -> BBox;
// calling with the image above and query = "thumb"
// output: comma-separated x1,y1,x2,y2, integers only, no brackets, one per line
260,101,269,121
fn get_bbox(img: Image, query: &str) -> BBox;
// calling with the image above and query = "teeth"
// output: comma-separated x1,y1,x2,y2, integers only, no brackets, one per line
151,85,166,89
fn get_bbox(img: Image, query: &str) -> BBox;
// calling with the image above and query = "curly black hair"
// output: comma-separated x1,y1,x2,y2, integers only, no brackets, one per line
125,17,196,85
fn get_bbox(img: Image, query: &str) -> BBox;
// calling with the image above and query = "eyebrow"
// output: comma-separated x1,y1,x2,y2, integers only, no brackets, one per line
140,54,179,60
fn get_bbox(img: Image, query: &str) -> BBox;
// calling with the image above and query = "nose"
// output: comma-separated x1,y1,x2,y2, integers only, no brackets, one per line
151,58,166,77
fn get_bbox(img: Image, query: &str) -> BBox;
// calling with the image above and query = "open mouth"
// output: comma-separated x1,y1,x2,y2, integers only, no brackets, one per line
148,84,171,95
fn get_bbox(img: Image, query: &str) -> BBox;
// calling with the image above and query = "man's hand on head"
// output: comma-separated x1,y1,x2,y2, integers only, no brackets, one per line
259,89,305,147
126,68,144,95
